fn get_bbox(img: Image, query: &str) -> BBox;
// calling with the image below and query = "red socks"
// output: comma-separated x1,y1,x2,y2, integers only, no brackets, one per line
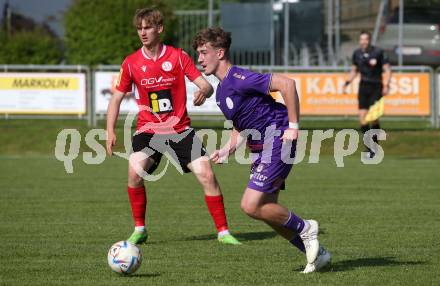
205,195,229,232
127,186,146,227
127,188,227,233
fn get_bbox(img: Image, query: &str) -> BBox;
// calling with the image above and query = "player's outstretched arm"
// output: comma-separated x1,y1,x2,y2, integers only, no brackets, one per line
210,128,243,164
270,74,300,141
192,76,214,106
106,90,125,155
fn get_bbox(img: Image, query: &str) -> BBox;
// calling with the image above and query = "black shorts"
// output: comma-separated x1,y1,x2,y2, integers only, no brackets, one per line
132,129,207,174
358,81,382,110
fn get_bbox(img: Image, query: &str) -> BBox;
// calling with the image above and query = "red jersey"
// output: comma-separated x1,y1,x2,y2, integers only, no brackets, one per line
115,45,201,134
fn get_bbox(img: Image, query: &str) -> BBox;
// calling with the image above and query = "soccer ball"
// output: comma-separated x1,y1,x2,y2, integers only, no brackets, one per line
107,241,142,275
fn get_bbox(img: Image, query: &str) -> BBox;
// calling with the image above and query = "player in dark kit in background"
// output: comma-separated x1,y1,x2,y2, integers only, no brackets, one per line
345,30,392,158
193,27,331,273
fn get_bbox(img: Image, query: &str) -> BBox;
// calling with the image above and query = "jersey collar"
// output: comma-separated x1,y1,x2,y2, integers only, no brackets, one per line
362,45,374,53
219,65,234,85
141,45,167,60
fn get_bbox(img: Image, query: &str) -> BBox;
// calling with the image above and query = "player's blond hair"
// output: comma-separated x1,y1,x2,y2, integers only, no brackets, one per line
133,8,163,28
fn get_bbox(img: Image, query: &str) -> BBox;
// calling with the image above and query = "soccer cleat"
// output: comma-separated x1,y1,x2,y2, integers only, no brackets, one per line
299,219,320,264
363,152,370,160
301,246,331,274
315,246,331,270
127,229,148,245
301,263,315,274
363,147,376,160
218,233,242,245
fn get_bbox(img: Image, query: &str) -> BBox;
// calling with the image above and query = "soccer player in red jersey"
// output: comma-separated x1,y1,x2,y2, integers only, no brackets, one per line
106,8,240,245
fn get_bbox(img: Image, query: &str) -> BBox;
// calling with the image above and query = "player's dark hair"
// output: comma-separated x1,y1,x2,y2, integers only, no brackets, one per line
359,30,371,40
192,27,231,56
133,8,163,28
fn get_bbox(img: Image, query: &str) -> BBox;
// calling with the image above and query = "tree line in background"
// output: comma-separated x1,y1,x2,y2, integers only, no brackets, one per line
0,0,209,65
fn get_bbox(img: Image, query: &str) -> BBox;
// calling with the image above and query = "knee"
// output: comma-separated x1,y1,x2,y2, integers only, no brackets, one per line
128,168,144,188
240,200,261,219
127,153,148,187
128,176,143,188
197,168,217,188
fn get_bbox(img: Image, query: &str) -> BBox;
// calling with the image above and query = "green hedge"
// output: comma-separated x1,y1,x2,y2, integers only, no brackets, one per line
0,29,63,64
64,0,176,65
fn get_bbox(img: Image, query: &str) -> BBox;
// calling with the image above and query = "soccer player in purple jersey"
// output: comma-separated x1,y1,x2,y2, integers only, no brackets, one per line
193,28,331,273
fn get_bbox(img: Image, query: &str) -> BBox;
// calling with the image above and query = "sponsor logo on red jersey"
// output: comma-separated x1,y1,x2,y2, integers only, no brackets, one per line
115,45,201,134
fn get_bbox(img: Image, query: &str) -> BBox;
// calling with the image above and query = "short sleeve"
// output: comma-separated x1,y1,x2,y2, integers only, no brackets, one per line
115,59,133,93
240,71,272,95
352,51,358,66
180,50,202,81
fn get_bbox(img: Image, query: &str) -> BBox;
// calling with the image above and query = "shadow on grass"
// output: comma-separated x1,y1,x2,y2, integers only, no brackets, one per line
151,229,328,244
316,256,427,272
235,231,278,241
148,231,278,244
148,227,329,245
185,231,278,242
125,272,161,278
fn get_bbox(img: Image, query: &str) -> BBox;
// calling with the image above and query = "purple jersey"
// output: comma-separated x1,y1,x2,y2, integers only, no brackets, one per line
216,66,288,138
216,66,296,193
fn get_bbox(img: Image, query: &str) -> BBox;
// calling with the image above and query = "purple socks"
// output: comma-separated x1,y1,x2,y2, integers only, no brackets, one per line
283,211,305,233
283,211,306,253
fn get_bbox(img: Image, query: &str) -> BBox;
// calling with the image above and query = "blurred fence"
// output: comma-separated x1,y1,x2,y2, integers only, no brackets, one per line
175,9,273,66
174,10,220,60
175,6,325,67
174,1,386,67
1,65,439,128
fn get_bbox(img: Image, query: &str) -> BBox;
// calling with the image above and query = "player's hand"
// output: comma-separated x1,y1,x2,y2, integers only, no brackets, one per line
106,130,116,155
210,148,229,164
193,90,207,106
282,128,299,142
343,80,350,94
382,85,389,96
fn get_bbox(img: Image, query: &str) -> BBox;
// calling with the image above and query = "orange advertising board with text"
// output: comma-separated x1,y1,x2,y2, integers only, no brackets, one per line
272,73,430,116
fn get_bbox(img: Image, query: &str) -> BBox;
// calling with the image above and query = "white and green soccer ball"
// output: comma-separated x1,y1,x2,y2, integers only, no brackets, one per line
107,241,142,275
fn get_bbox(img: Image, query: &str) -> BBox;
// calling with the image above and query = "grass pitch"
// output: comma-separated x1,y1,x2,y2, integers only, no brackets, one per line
0,120,439,285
